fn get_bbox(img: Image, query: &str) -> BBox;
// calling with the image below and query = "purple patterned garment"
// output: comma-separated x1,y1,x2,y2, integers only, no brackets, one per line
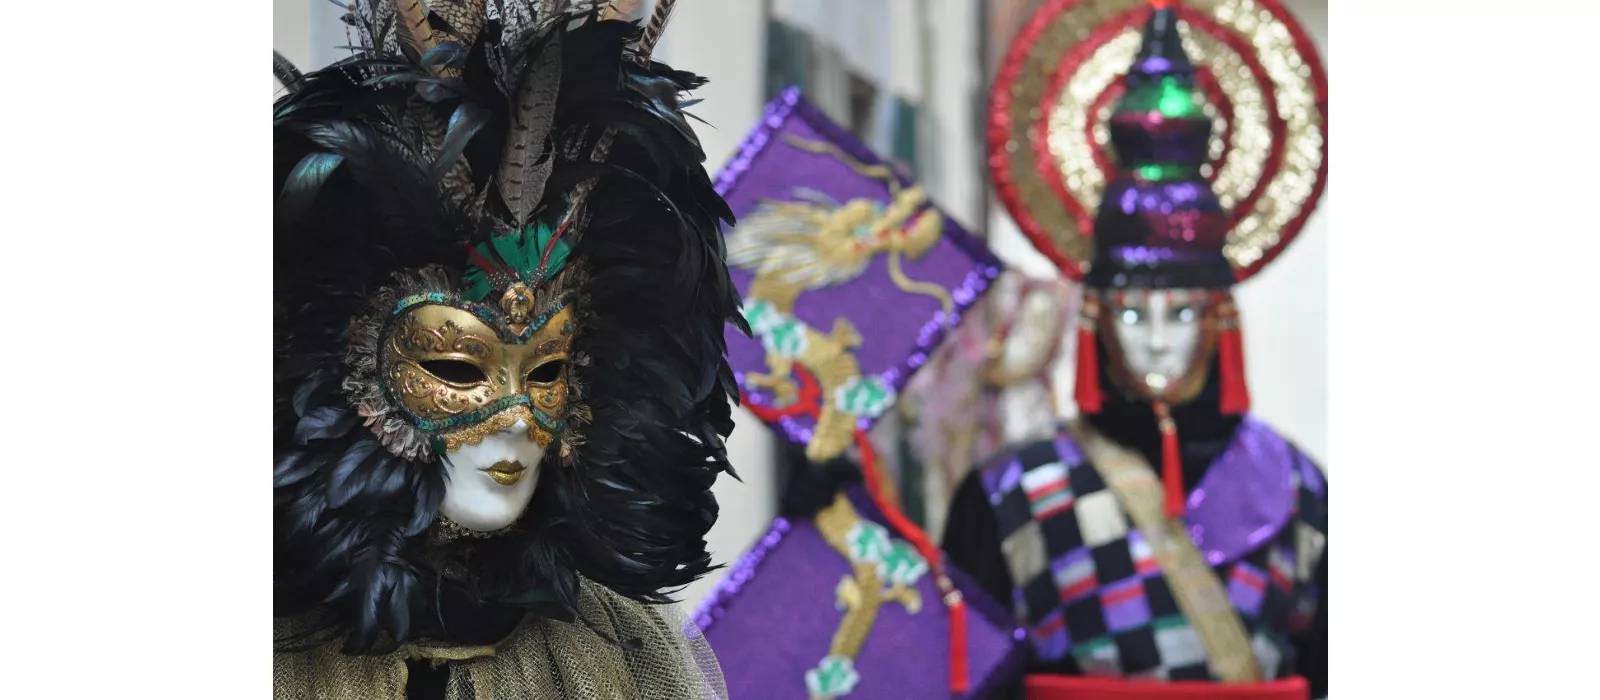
974,417,1327,681
695,486,1028,699
714,88,1001,456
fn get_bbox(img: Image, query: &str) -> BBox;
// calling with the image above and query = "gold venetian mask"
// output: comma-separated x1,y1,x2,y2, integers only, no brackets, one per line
345,223,582,462
382,297,575,452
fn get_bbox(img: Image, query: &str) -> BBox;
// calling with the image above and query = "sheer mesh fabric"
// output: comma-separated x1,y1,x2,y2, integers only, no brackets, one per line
274,581,727,699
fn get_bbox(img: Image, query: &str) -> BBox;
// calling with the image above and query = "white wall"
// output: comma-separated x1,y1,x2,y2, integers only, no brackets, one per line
923,0,986,225
272,0,310,92
1243,0,1327,465
272,0,365,80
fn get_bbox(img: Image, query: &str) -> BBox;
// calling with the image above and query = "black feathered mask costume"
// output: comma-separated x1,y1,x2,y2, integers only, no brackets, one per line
273,2,744,697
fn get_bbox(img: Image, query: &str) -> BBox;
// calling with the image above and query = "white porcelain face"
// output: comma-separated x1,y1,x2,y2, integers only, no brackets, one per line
438,419,545,532
1106,289,1206,394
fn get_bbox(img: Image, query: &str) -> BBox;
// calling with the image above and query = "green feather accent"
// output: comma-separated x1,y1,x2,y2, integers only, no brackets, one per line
494,227,541,276
461,222,573,301
460,255,498,301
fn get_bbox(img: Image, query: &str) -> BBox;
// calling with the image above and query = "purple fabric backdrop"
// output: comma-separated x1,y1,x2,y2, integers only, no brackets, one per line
714,87,1002,446
695,486,1027,699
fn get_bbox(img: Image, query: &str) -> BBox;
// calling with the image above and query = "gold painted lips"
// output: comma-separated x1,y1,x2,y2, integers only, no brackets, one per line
482,460,528,486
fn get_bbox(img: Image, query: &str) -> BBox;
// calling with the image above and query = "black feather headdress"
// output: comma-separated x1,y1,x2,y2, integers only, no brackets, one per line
273,0,745,654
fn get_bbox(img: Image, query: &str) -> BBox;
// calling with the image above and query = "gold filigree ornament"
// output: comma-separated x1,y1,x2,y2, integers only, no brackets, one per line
383,302,573,451
344,267,462,462
988,0,1328,283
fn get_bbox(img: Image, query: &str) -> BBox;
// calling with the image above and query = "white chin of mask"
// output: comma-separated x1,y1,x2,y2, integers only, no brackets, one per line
438,420,546,532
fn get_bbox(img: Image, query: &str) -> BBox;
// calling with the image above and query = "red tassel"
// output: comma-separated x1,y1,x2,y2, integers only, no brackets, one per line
1156,402,1185,519
948,592,970,694
854,430,968,695
1074,297,1103,414
1217,298,1251,415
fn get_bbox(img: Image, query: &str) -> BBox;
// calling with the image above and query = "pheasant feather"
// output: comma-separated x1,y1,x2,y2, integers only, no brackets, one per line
498,31,563,227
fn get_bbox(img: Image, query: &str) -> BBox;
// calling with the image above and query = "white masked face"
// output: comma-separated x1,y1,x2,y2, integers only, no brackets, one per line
1105,289,1206,395
438,419,546,532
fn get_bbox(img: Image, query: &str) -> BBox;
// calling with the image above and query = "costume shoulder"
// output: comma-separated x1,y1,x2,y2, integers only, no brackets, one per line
1242,419,1326,544
502,582,727,699
1267,423,1327,592
273,581,725,700
1281,427,1327,532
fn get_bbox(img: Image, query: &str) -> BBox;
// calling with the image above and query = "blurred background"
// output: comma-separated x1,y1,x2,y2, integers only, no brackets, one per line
274,0,1328,609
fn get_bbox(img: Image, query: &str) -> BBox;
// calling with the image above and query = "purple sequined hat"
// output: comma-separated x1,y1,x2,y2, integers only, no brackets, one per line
694,486,1027,699
715,88,1001,462
1086,4,1233,291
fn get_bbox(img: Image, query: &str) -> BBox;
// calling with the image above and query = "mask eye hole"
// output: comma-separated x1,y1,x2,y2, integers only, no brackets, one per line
421,360,487,385
526,359,565,385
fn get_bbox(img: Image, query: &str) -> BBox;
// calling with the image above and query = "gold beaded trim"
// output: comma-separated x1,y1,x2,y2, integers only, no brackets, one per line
437,405,556,452
432,514,518,542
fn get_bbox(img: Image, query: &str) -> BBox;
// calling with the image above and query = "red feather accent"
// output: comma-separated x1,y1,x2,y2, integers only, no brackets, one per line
466,245,513,282
539,220,571,271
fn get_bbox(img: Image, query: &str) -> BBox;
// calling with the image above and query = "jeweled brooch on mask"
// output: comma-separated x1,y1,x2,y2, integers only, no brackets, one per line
501,282,537,334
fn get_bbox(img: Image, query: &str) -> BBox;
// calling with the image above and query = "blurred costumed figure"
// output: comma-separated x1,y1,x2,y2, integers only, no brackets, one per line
944,1,1328,698
902,272,1077,543
272,2,744,698
693,89,1028,699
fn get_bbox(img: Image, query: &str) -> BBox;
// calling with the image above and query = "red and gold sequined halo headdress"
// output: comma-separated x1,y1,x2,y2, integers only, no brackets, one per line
989,0,1327,518
989,0,1328,284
